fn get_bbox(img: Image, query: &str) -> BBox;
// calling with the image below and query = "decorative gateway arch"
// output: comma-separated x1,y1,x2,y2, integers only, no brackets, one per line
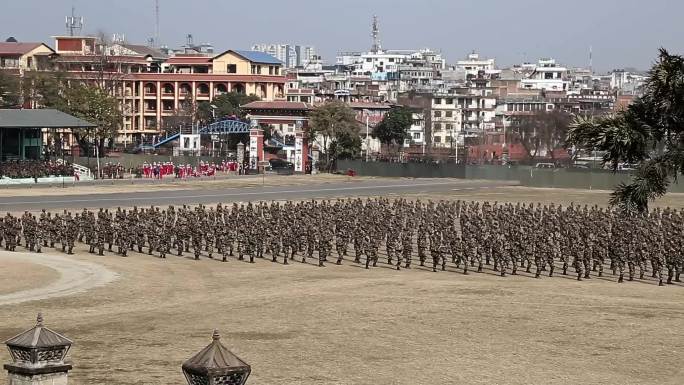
142,116,309,173
197,119,263,171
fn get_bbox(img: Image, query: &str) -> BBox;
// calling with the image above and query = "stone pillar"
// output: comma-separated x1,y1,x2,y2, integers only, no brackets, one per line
311,144,320,174
236,142,245,166
294,132,304,173
4,314,73,385
293,120,309,174
248,126,263,171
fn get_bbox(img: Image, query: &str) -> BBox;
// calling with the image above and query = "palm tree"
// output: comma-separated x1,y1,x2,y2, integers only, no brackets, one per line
567,49,684,212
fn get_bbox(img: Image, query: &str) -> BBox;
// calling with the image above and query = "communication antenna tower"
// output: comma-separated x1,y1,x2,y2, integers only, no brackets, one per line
65,6,84,36
154,0,160,47
371,15,381,53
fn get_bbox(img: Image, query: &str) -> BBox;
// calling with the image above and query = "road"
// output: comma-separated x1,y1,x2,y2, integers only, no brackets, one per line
0,178,514,211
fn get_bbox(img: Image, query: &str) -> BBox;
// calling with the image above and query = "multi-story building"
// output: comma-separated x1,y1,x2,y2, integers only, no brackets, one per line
0,40,55,73
520,58,569,91
252,44,317,69
456,51,495,79
609,69,646,95
430,95,463,148
49,36,286,144
405,111,426,148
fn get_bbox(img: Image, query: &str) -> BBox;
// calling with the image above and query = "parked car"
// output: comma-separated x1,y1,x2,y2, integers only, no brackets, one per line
268,158,294,172
617,163,638,171
534,162,556,169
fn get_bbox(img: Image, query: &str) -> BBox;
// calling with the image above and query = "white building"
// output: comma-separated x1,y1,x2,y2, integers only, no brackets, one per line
610,69,646,94
520,58,569,91
405,111,426,147
336,48,444,81
456,51,495,79
431,95,463,147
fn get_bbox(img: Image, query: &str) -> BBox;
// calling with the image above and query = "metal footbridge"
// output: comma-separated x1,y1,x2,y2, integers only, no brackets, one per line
136,119,252,151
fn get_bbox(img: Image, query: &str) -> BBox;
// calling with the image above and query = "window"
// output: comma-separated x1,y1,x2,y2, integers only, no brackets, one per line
446,98,453,105
434,136,441,143
227,64,237,73
434,123,442,130
413,133,421,139
446,124,453,130
389,58,395,62
269,66,274,75
434,111,442,118
366,58,372,62
434,98,442,105
445,111,453,118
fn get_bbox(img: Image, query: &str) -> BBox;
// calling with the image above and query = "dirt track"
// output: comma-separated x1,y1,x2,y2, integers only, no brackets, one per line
0,251,117,306
1,184,683,385
0,246,682,385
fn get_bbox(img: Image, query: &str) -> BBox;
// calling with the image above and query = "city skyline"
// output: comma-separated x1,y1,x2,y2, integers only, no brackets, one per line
2,0,682,72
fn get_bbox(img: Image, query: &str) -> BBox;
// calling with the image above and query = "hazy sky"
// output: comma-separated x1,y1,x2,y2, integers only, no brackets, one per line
2,0,681,72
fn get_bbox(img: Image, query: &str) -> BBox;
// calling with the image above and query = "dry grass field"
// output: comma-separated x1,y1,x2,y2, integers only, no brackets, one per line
0,185,683,385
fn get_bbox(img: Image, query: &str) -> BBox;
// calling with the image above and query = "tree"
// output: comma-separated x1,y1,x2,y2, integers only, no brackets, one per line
372,106,412,152
567,49,684,212
0,71,20,108
210,92,260,119
308,100,359,169
512,109,571,161
21,71,70,110
66,84,122,153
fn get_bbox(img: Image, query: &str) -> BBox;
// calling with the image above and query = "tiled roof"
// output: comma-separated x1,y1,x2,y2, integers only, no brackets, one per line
182,330,251,378
232,50,282,65
0,42,45,56
55,55,149,63
348,102,393,109
242,101,311,110
5,314,72,349
166,56,212,65
120,44,166,58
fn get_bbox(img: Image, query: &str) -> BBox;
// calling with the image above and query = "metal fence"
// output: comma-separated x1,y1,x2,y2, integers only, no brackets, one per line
337,161,684,192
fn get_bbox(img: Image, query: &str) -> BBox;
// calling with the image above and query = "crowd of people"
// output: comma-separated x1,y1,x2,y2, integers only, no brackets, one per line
100,163,126,179
139,161,241,179
3,198,683,286
0,160,74,179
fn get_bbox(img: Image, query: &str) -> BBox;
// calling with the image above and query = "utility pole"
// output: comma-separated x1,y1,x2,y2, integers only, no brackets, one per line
365,114,370,161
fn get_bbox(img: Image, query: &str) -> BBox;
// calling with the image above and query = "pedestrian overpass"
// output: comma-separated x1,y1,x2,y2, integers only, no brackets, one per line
136,119,252,151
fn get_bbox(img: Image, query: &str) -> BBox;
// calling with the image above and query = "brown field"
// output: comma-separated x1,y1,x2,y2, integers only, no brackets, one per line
0,174,369,198
1,185,683,385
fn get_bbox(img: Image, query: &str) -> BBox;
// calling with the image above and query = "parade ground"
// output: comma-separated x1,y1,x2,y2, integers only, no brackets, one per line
0,175,683,385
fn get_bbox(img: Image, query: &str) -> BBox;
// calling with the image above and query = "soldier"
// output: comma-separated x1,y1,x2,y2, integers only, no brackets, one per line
417,224,428,267
64,212,77,255
401,225,413,269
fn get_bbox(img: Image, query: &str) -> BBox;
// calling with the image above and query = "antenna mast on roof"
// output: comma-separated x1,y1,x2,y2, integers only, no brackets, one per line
371,15,381,53
589,45,593,74
154,0,160,48
65,6,84,36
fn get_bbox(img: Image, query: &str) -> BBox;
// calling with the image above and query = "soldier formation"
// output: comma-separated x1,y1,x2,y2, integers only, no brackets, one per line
2,198,683,286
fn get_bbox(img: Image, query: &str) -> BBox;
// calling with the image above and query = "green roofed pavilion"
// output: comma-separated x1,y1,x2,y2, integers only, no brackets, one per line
0,109,96,160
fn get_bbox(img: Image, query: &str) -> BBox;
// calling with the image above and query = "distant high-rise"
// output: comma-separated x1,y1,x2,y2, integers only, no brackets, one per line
252,43,317,68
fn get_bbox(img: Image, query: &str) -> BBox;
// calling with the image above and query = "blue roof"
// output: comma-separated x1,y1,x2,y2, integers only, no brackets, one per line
233,50,282,65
